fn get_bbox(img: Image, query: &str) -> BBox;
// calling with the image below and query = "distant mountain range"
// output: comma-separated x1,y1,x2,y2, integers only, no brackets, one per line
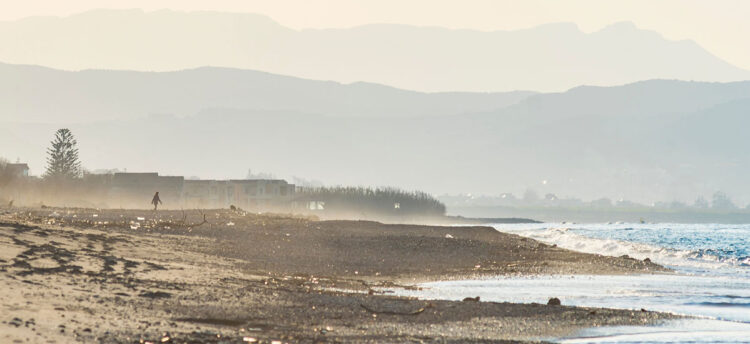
0,9,748,92
0,63,533,122
2,62,749,204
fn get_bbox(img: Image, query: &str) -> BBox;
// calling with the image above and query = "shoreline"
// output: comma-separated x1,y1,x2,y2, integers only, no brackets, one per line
1,207,681,343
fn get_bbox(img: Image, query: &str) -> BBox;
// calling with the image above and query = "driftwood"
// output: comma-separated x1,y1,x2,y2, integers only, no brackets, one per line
186,211,208,228
157,210,208,229
360,303,426,316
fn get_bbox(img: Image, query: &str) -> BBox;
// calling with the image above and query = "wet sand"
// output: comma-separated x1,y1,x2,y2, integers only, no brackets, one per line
0,208,677,343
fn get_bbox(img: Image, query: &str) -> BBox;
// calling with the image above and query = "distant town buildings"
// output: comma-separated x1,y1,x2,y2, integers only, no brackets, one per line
6,163,30,177
109,172,296,210
110,173,185,208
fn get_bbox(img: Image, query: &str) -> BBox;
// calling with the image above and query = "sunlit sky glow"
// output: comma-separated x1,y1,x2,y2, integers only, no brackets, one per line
3,0,750,70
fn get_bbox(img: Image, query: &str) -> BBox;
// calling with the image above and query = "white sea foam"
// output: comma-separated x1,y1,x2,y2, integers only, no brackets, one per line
491,223,748,272
392,273,750,342
561,319,750,344
394,222,750,343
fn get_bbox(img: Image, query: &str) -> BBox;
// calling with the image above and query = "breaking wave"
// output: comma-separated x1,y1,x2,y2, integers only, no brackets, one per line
491,223,750,273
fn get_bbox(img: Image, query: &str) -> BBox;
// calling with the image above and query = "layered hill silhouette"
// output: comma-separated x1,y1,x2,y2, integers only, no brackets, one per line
2,62,749,204
0,63,532,122
1,9,748,92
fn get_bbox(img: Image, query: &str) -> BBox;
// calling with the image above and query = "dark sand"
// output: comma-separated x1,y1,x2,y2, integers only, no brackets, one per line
0,208,677,343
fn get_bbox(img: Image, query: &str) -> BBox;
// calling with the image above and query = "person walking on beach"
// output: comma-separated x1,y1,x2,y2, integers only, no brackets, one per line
151,192,162,211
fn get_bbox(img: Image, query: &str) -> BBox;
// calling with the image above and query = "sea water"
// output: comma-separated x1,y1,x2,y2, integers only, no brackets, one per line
397,223,750,343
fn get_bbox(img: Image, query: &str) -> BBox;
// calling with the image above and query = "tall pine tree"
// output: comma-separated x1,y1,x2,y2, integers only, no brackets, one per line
45,128,81,179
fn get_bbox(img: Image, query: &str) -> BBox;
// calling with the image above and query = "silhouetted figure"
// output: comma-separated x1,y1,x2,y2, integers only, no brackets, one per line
151,192,162,211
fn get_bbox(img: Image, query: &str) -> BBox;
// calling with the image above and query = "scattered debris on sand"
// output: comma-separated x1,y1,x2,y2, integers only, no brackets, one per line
0,208,678,343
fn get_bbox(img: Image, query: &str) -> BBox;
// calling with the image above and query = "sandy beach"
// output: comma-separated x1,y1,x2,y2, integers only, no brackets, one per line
0,208,677,343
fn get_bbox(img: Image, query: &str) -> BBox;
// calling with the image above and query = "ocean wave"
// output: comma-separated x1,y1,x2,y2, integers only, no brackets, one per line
686,302,750,308
691,249,750,267
495,225,749,271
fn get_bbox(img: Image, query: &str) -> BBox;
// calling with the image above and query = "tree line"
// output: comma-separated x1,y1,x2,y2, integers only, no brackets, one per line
2,129,448,219
296,186,446,218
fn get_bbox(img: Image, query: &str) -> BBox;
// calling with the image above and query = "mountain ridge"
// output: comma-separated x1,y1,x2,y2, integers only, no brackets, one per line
1,9,747,92
0,62,536,123
2,62,750,204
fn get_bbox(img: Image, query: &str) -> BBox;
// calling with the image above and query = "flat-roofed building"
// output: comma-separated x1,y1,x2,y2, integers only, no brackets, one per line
105,172,294,210
6,163,30,178
227,179,295,211
109,172,184,208
183,180,232,209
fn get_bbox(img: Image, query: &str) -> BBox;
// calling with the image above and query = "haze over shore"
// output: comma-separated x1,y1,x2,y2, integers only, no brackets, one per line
2,61,749,205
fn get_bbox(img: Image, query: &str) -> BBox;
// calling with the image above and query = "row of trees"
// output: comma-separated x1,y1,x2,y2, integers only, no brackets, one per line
692,192,739,210
297,186,446,218
5,129,449,218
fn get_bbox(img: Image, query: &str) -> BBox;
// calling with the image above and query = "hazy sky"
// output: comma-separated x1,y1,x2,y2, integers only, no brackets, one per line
3,0,750,71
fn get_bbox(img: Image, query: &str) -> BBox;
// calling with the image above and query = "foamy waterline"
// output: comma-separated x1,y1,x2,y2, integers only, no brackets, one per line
389,223,750,343
490,223,750,274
